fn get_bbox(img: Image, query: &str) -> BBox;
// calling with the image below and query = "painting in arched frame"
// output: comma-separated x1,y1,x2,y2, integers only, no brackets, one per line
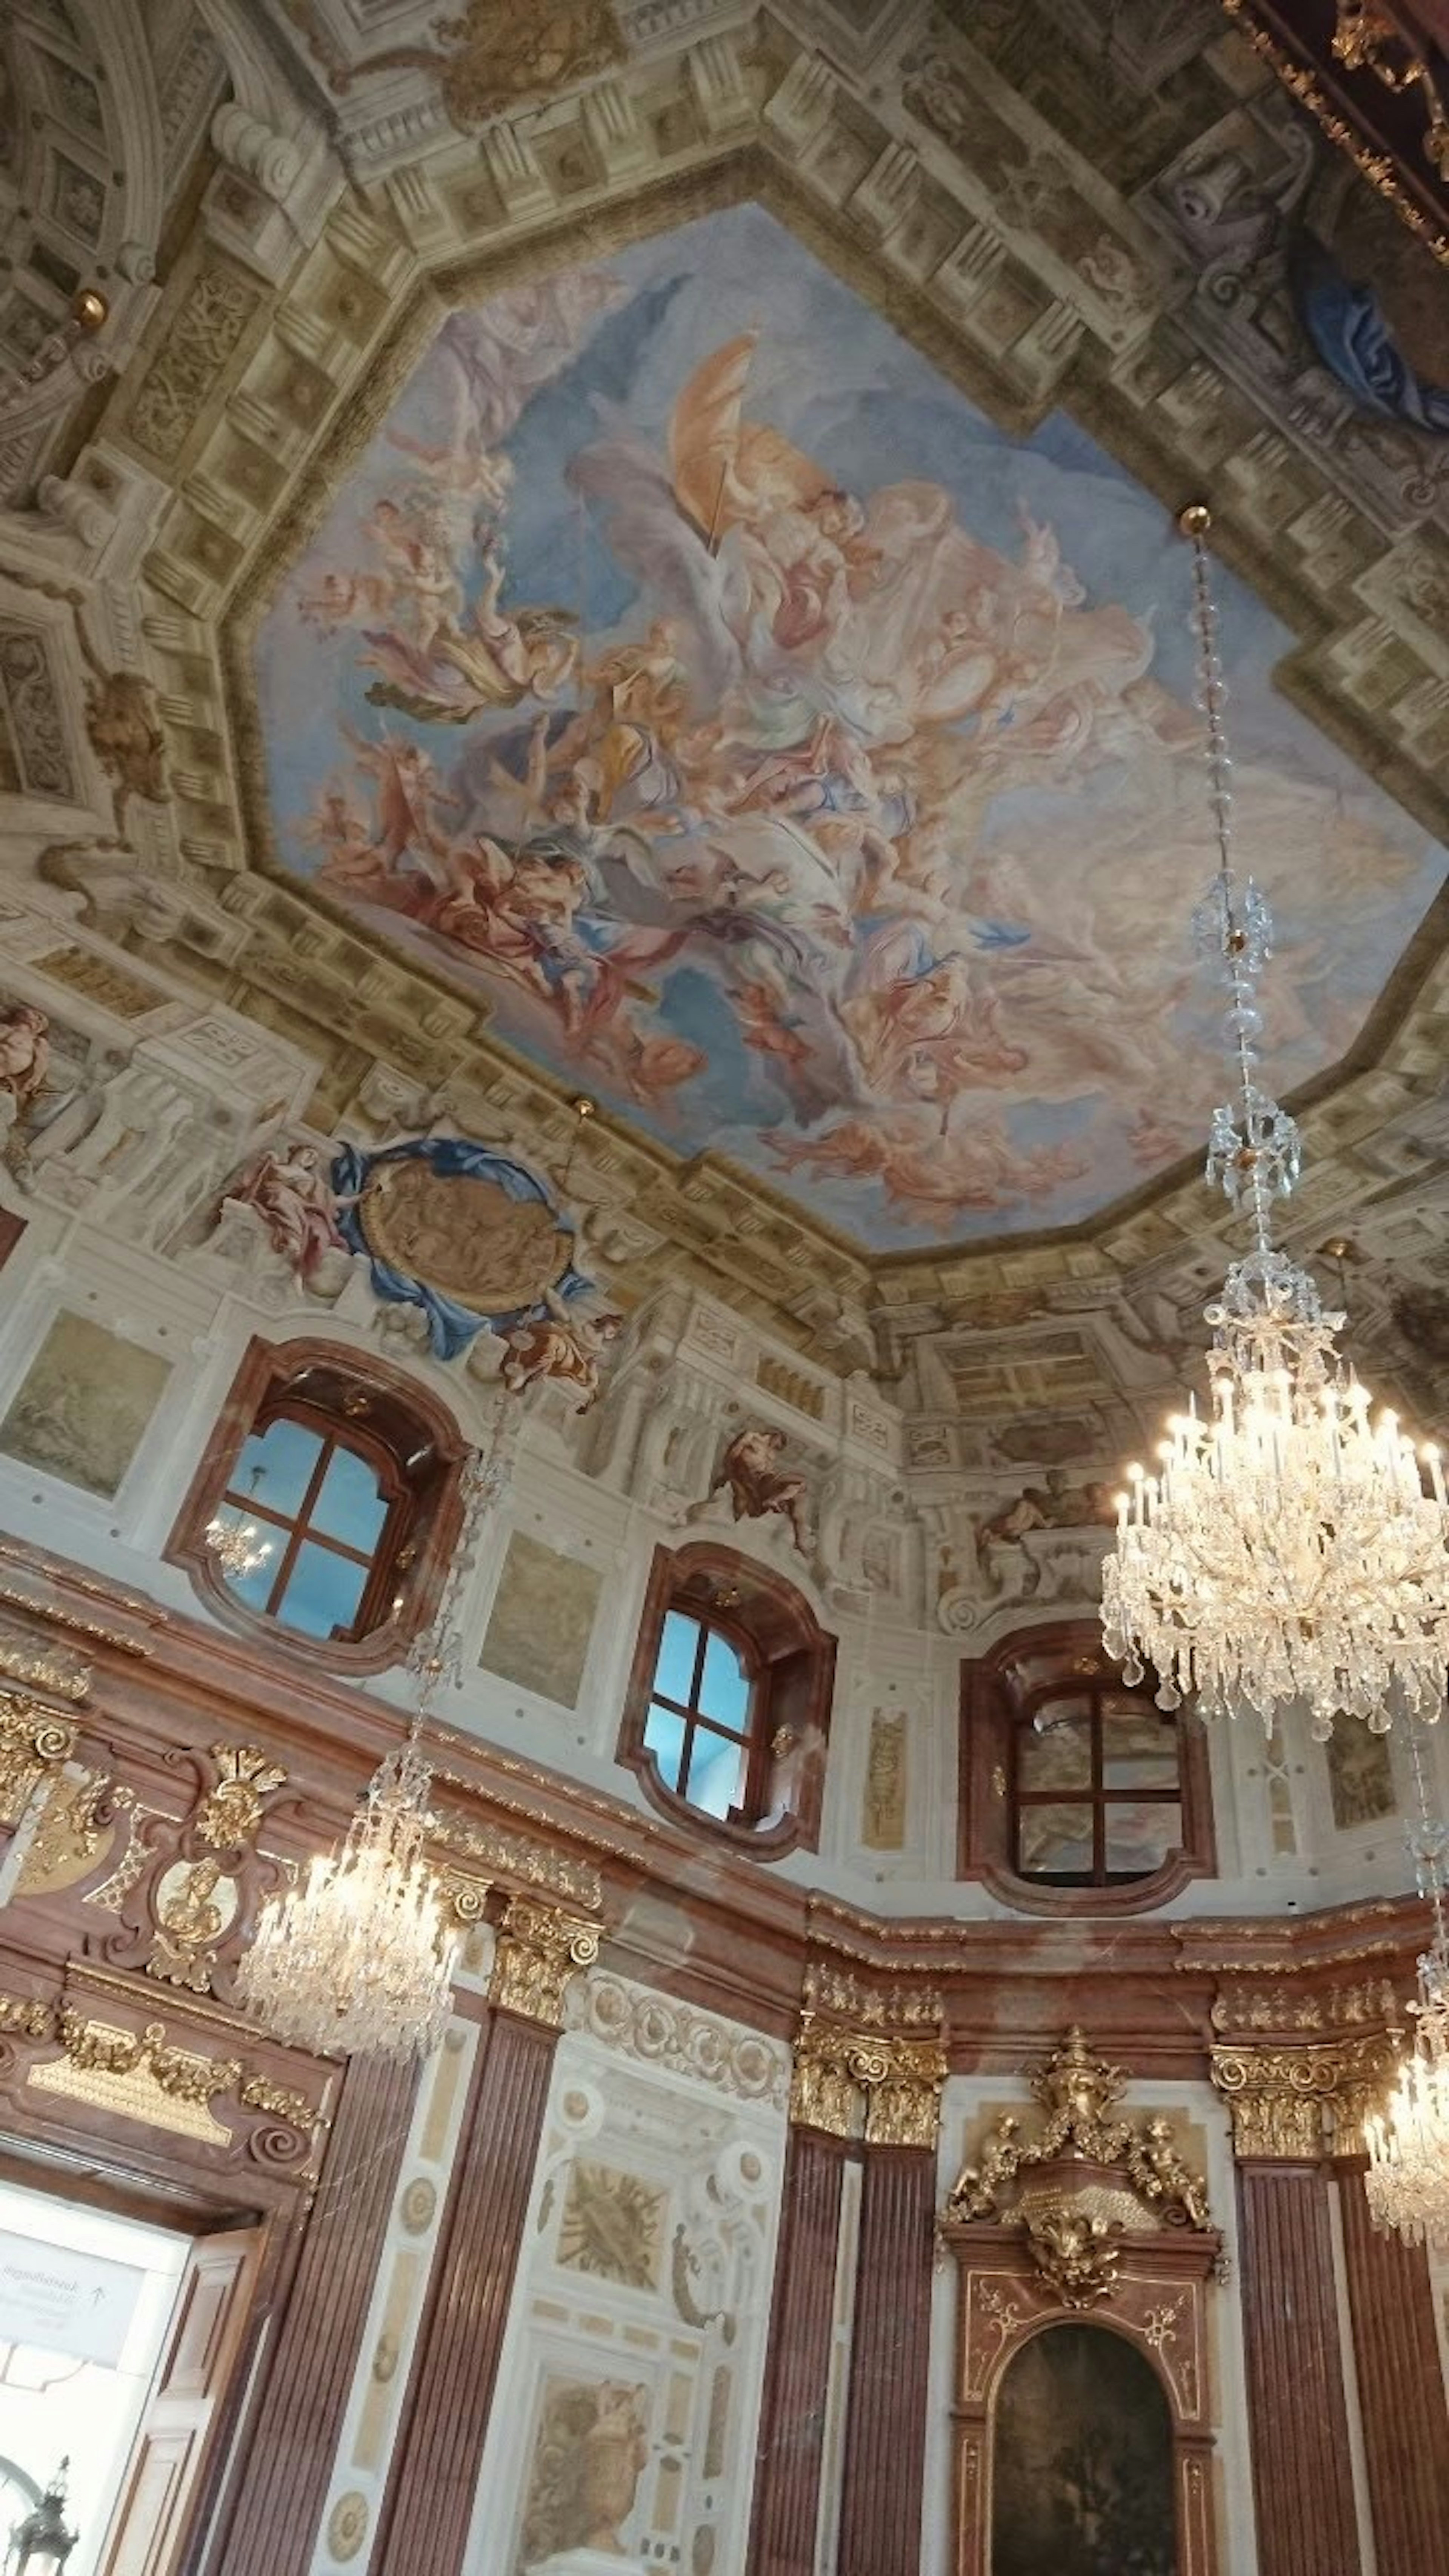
990,2322,1175,2576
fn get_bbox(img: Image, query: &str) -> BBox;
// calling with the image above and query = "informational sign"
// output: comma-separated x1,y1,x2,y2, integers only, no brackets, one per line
0,2229,144,2367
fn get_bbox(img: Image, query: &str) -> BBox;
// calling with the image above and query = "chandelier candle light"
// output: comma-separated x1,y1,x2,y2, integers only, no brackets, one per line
236,1441,501,2061
204,1512,273,1581
1101,505,1449,1741
1364,1726,1449,2250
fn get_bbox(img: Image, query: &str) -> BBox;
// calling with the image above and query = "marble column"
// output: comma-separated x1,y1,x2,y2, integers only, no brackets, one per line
746,2124,852,2576
836,2143,937,2576
371,1899,599,2576
1236,2165,1361,2576
1337,2160,1449,2574
202,2050,417,2576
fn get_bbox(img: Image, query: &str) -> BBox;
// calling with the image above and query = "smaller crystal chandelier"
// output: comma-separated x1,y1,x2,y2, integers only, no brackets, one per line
205,1512,274,1581
236,1439,501,2061
1101,505,1449,1740
1364,1729,1449,2251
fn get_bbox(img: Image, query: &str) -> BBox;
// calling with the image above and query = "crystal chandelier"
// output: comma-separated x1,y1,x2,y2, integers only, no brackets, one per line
236,1438,503,2061
205,1512,274,1580
1101,505,1449,1740
1364,1728,1449,2251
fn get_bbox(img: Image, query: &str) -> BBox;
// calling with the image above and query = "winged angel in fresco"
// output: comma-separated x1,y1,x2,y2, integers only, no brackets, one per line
295,317,1280,1230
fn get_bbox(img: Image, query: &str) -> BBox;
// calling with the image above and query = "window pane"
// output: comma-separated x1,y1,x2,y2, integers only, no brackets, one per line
310,1441,389,1550
231,1417,323,1517
1017,1802,1094,1878
210,1505,278,1612
1018,1713,1092,1793
1103,1800,1180,1877
654,1610,700,1709
1102,1706,1179,1792
685,1729,745,1821
644,1701,687,1793
699,1627,750,1732
276,1539,368,1640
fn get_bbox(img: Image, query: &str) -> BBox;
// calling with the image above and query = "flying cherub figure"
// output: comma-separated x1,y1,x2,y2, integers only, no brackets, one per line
501,1306,625,1412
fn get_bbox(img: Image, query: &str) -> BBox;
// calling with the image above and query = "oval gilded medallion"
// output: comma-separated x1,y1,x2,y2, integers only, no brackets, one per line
358,1158,571,1313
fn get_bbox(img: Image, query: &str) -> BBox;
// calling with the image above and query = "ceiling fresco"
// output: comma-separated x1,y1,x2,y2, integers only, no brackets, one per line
253,201,1446,1256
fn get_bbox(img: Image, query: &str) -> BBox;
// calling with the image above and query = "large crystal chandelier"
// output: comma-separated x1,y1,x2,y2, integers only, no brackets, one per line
1101,505,1449,1741
237,1440,501,2061
1364,1729,1449,2251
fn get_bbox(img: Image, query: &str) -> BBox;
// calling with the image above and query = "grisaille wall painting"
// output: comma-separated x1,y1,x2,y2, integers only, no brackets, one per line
0,1312,171,1499
991,2323,1176,2576
254,203,1445,1254
480,1529,603,1708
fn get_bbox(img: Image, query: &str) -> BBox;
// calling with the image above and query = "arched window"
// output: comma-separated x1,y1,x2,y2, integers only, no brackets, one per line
619,1543,835,1856
643,1605,764,1824
168,1337,468,1672
1012,1681,1181,1890
210,1409,404,1643
959,1622,1215,1915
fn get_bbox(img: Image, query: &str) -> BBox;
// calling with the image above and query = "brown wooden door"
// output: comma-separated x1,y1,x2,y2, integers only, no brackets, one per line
100,2227,261,2576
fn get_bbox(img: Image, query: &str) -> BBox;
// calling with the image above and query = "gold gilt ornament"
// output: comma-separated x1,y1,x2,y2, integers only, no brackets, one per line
946,2029,1214,2310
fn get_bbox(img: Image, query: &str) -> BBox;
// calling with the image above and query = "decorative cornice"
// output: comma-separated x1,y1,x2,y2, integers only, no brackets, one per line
432,1804,603,1912
0,1984,325,2156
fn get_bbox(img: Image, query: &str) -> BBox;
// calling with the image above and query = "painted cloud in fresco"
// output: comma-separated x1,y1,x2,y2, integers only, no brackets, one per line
254,205,1447,1253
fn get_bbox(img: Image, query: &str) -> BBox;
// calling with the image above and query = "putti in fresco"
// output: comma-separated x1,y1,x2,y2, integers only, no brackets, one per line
255,206,1447,1254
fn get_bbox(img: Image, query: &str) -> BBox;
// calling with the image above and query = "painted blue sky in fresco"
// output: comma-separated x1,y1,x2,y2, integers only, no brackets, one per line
254,204,1445,1252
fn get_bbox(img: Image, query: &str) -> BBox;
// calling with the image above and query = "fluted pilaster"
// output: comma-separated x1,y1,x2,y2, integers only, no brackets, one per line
747,2127,850,2576
371,2010,555,2576
1237,2166,1361,2576
203,2050,416,2576
837,2147,935,2576
1337,2163,1449,2574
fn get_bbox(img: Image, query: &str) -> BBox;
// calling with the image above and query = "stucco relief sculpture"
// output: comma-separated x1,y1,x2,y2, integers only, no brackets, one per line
946,2030,1214,2308
519,2375,649,2568
208,1122,627,1403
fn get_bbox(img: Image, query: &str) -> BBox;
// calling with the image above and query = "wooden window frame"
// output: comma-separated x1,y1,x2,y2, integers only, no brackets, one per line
618,1541,836,1857
167,1335,469,1676
958,1619,1216,1916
